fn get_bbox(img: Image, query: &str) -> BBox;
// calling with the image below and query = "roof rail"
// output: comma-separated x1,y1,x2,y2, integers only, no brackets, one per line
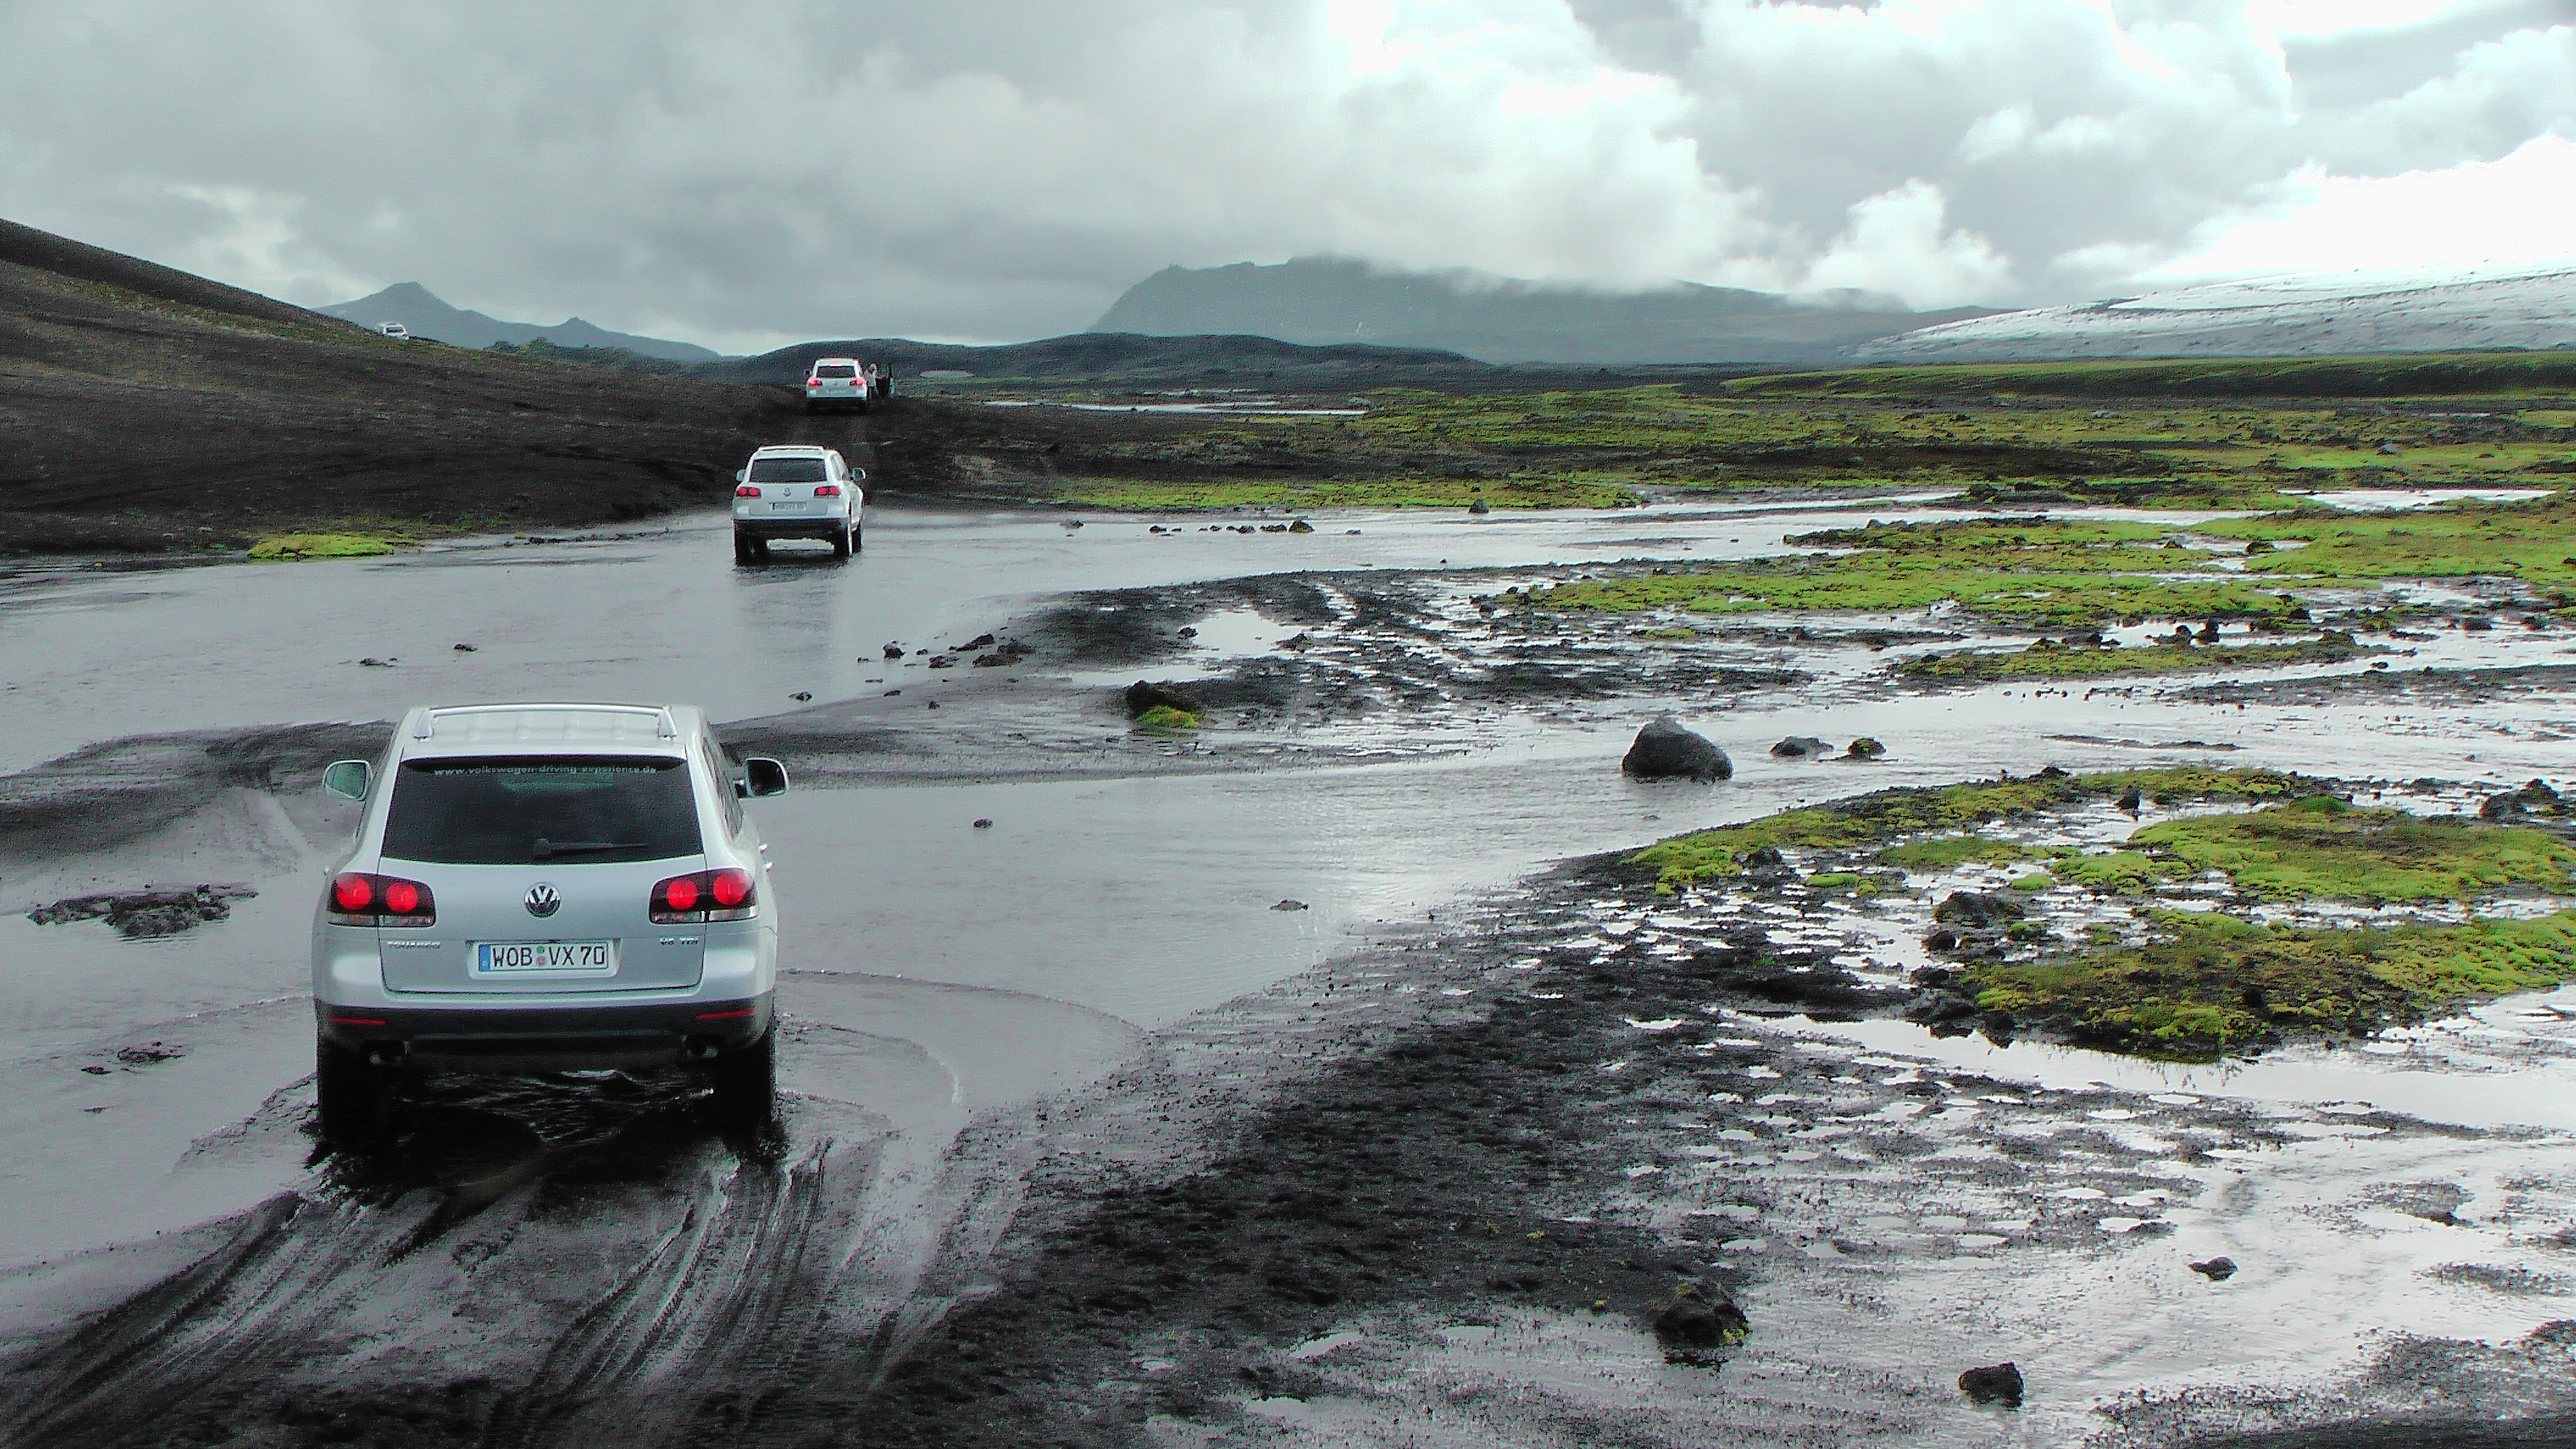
413,703,679,741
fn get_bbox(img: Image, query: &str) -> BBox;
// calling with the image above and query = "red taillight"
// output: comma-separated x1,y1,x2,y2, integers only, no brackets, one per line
737,485,761,498
328,872,434,926
814,484,840,497
652,868,755,923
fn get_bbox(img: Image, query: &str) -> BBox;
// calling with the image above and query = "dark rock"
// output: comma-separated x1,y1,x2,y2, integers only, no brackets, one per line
883,643,905,659
29,886,252,939
2461,615,2494,632
2482,779,2564,821
358,657,394,667
1125,680,1201,718
1622,715,1732,783
963,633,997,649
1845,737,1886,760
927,656,955,669
2189,1256,2238,1281
884,689,901,697
1468,499,1492,516
2037,764,2069,779
1288,519,1315,533
972,818,993,829
2117,786,2143,812
1904,990,1978,1024
1260,523,1288,533
1647,1283,1746,1355
926,701,941,711
1271,899,1310,912
973,640,1034,667
114,1042,183,1067
2242,538,2275,555
452,642,476,652
1770,736,1834,758
790,691,813,701
1934,891,2024,928
1958,1362,2023,1406
1177,626,1198,638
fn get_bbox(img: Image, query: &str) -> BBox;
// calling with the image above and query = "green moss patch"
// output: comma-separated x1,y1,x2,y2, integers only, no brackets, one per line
1630,766,2300,891
2126,795,2576,901
248,533,400,561
1966,912,2576,1057
1131,704,1204,732
1878,835,2030,871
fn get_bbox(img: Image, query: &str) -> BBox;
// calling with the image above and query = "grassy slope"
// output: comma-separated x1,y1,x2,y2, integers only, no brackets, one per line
1722,351,2576,400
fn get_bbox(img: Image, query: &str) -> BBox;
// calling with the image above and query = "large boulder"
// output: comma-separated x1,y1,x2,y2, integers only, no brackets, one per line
1770,736,1834,758
1934,891,2025,929
1623,716,1732,783
1124,680,1201,719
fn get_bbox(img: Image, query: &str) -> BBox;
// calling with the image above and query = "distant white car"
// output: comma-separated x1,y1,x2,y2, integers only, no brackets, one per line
733,444,865,561
804,356,874,413
379,322,410,340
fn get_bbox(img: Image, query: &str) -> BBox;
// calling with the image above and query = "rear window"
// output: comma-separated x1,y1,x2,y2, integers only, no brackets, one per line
748,456,828,482
382,756,702,865
814,364,858,379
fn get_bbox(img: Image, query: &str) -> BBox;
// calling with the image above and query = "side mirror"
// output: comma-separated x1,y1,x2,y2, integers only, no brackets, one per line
735,469,748,484
323,759,372,802
743,758,790,797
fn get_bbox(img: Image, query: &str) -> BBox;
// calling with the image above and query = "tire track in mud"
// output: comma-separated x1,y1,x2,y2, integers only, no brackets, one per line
0,1042,1065,1448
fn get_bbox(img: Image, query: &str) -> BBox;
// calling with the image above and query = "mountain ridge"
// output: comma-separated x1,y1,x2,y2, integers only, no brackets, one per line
316,282,722,361
1088,255,1990,365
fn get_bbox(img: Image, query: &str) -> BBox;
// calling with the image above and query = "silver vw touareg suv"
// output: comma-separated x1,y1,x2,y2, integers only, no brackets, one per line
311,702,789,1142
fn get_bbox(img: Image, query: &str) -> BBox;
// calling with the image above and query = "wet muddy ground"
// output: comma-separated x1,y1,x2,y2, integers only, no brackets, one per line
2,498,2574,1446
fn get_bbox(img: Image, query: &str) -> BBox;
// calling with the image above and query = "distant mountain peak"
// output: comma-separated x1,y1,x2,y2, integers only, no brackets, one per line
1089,255,1985,365
314,284,721,361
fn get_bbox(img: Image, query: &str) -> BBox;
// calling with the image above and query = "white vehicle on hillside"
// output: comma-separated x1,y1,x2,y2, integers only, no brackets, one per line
379,322,410,340
803,356,878,413
311,701,790,1144
733,444,865,561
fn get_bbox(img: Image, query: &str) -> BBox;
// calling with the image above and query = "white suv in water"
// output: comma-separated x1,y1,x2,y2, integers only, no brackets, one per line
312,702,790,1144
733,444,865,562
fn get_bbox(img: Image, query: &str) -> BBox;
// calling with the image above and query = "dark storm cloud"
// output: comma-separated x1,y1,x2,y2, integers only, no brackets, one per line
0,1,2565,349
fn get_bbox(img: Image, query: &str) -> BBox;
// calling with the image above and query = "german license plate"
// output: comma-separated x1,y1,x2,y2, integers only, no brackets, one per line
477,940,614,973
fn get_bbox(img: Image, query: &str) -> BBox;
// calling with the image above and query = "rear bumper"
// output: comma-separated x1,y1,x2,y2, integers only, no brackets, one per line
734,516,851,540
316,992,772,1070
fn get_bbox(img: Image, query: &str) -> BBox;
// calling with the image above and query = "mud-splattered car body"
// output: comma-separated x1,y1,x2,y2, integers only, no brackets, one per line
310,701,789,1139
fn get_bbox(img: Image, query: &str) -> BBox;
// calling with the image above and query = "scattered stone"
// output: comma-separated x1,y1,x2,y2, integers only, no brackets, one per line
972,818,993,830
926,701,941,711
1288,519,1314,533
1260,523,1288,533
1622,715,1732,783
2189,1256,2239,1281
1770,736,1834,758
29,886,255,939
114,1042,183,1067
1845,737,1886,760
1904,989,1978,1025
2117,786,2144,812
927,656,956,670
1934,891,2025,929
1125,680,1201,719
2461,615,2495,632
1177,626,1198,638
962,633,996,649
452,642,477,652
974,640,1034,666
2482,779,2565,822
1958,1362,2024,1407
1646,1283,1746,1357
1278,632,1310,651
884,643,905,659
1271,899,1310,912
2242,539,2275,555
358,657,395,667
884,689,901,697
790,691,813,701
1468,499,1492,516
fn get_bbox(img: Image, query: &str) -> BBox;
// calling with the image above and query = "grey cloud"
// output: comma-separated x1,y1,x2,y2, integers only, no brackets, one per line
0,0,2564,348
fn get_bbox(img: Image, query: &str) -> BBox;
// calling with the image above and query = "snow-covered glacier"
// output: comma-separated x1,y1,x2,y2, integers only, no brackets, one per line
1855,265,2576,361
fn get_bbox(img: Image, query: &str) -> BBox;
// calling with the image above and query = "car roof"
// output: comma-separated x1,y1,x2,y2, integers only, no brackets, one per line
396,702,704,759
748,444,837,457
810,356,862,365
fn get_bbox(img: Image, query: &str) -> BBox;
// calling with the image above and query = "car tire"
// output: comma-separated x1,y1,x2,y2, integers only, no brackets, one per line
734,532,758,564
315,1039,382,1146
851,522,863,553
707,1029,776,1129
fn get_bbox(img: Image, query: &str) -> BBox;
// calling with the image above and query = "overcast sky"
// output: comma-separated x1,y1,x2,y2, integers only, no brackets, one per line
2,0,2568,351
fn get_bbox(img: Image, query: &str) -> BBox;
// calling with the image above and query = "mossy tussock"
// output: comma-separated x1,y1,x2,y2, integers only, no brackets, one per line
1899,636,2369,682
248,532,402,561
1634,769,2576,1060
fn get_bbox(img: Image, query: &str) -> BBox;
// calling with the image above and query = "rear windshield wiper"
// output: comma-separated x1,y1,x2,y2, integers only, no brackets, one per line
529,839,645,861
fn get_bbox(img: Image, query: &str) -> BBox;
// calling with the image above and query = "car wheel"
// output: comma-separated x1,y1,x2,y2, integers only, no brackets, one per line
734,532,755,564
706,1030,776,1129
831,525,851,560
315,1039,383,1147
851,522,864,553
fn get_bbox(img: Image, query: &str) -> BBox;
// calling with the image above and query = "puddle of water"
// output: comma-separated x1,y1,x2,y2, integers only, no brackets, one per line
2304,488,2555,512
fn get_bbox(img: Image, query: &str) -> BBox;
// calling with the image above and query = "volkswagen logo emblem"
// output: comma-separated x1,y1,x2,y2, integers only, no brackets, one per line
524,882,561,919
